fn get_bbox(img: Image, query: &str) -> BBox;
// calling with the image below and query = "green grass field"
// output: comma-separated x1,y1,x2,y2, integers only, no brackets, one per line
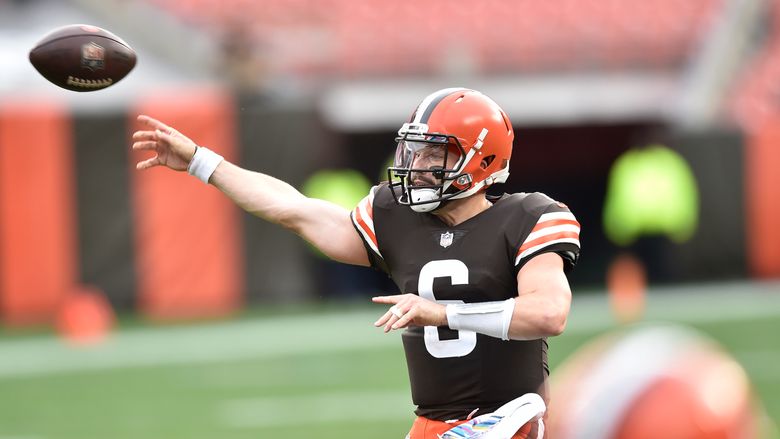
1,281,779,439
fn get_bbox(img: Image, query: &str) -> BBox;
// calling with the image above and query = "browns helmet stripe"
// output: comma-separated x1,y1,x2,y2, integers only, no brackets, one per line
412,87,469,124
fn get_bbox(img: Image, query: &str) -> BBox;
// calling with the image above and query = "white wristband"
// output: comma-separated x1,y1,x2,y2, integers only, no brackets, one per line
187,146,224,184
446,298,515,341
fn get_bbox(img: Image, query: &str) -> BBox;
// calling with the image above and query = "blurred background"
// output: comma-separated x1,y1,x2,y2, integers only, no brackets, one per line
1,0,779,437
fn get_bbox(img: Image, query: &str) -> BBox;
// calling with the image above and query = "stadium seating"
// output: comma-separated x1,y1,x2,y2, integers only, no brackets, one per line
147,0,720,78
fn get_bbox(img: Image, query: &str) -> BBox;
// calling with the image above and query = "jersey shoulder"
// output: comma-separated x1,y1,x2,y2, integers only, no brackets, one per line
498,191,571,217
498,192,581,271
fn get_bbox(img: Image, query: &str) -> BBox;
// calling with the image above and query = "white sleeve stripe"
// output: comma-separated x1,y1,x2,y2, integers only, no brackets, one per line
538,211,577,222
524,224,581,244
515,238,580,265
351,211,382,258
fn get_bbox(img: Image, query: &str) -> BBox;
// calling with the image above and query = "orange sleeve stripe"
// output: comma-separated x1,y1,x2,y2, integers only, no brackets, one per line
518,231,580,254
354,205,378,248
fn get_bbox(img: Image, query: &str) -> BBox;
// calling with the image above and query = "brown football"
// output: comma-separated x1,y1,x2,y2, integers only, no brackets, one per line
29,24,137,92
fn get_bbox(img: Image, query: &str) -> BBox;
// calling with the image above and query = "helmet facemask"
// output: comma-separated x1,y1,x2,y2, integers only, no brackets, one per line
387,126,469,213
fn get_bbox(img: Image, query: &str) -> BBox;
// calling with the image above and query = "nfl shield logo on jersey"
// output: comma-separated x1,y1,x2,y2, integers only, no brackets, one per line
440,231,454,248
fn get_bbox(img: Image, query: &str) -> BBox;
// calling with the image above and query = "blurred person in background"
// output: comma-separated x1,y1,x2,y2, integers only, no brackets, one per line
131,87,580,439
218,18,270,94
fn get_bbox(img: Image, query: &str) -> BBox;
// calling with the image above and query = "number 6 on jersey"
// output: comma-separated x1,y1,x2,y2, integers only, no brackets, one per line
418,259,477,358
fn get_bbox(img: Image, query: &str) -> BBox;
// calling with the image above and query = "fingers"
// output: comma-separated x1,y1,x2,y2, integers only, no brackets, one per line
384,305,405,332
137,114,172,133
132,117,189,172
136,115,184,140
374,303,404,332
374,295,446,332
154,130,174,147
373,295,404,332
380,304,408,332
132,133,162,169
136,156,161,170
384,309,400,332
131,130,175,151
131,133,165,170
392,310,415,330
132,140,158,151
374,294,431,332
132,130,157,141
385,303,416,331
374,309,394,328
132,128,178,143
372,295,403,304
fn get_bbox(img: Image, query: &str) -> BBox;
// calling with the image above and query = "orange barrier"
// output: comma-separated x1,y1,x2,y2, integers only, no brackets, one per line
130,88,243,320
0,99,77,326
56,285,114,345
747,118,780,277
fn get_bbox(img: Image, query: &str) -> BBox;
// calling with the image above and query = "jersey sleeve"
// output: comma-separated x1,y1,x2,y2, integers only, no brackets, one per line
514,201,581,271
350,185,387,270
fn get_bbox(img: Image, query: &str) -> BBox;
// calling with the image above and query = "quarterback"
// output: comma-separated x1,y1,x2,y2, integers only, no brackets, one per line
132,88,580,439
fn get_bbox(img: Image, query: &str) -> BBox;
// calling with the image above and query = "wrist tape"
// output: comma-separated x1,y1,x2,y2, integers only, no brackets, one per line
187,146,224,184
446,298,515,340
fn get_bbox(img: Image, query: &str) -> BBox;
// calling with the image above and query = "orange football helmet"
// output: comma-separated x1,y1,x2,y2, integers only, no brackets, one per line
388,88,514,212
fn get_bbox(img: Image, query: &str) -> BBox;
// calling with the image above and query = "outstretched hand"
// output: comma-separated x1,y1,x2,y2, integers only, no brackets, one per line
132,115,197,172
373,293,447,333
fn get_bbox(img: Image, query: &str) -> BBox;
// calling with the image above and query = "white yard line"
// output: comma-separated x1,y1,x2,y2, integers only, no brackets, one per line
0,313,399,379
0,281,778,379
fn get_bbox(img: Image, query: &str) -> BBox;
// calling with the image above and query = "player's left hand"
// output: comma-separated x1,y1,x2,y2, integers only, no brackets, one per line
372,294,447,332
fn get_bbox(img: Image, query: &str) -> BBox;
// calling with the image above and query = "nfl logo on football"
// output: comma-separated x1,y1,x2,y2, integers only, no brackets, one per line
440,231,454,248
81,42,105,70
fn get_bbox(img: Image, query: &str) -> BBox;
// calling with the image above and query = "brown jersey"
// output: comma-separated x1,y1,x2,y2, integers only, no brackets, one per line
351,183,581,421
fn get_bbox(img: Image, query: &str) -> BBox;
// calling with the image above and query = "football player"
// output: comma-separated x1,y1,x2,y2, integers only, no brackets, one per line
132,88,580,439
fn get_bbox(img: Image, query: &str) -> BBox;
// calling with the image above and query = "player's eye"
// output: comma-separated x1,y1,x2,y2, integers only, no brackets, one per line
417,150,444,163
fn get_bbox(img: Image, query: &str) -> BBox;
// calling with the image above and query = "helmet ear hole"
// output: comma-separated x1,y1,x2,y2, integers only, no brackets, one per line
481,155,496,169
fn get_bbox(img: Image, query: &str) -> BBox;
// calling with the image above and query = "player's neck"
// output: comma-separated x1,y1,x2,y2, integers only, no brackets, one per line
433,194,492,227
